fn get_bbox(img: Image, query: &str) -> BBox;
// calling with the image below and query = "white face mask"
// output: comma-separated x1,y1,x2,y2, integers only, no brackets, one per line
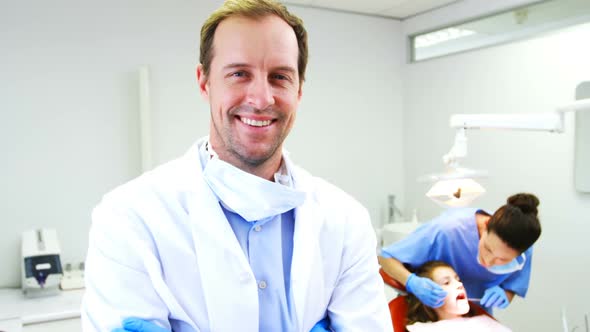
477,250,527,275
202,156,306,222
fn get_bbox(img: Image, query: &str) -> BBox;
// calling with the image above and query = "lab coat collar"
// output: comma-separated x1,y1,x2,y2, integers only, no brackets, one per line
180,137,323,331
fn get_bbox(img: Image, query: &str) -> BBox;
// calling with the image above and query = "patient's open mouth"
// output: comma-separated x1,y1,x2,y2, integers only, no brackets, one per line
456,293,466,300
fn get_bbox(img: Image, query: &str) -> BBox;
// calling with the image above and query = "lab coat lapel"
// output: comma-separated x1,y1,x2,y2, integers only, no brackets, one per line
182,144,259,331
288,159,326,331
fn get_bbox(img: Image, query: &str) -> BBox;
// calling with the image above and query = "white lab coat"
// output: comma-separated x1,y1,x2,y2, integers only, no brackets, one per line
82,140,392,332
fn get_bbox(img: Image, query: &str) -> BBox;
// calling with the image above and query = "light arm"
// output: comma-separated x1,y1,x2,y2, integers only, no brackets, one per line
443,97,590,165
449,97,590,133
450,112,564,132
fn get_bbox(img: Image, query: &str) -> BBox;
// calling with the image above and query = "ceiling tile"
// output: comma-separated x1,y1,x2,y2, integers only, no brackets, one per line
381,0,461,18
284,0,314,4
285,0,462,19
309,0,401,13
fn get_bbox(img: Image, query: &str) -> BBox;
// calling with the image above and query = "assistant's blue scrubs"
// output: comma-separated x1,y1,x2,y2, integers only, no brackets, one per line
381,208,533,304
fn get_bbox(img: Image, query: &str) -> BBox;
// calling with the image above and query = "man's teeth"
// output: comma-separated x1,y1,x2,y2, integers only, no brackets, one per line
241,117,271,127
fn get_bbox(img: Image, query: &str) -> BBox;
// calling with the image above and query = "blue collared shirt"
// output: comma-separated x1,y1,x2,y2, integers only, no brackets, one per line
220,205,297,332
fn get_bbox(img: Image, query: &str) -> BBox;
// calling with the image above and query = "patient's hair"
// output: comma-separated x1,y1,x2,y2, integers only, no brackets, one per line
406,261,475,327
487,193,541,252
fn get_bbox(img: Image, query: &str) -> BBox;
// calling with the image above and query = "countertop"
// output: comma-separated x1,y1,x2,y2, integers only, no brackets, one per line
0,288,83,324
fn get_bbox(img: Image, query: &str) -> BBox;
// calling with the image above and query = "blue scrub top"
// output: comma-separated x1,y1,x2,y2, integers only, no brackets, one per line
381,208,534,301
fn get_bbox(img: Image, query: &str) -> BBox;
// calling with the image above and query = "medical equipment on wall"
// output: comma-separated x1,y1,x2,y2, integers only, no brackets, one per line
387,194,403,224
420,97,590,207
378,206,419,247
21,228,63,298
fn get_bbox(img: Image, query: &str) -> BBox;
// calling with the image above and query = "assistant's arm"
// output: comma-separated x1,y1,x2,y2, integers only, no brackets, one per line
377,220,437,287
377,255,412,286
378,220,451,308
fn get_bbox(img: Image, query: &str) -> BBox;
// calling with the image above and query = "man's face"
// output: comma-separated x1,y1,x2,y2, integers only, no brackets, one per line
197,15,302,170
478,230,519,267
431,266,470,318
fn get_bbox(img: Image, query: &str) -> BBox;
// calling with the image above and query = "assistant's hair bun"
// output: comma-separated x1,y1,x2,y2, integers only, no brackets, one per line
507,193,539,216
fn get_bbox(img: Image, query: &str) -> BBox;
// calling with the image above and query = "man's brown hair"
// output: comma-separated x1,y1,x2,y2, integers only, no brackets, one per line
200,0,308,84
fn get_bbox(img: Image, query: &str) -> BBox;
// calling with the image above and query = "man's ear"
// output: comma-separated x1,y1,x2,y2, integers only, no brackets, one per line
297,81,303,102
196,64,209,101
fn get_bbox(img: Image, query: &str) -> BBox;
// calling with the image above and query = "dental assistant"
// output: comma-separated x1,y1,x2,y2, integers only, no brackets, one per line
82,1,391,332
379,193,541,313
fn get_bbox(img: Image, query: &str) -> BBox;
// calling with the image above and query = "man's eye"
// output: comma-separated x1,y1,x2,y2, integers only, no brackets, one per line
271,74,288,80
232,71,246,77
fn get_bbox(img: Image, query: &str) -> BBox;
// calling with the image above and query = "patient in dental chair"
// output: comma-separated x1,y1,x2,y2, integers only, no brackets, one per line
405,261,512,332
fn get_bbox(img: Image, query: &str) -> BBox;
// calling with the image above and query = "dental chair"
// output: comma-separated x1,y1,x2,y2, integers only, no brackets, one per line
379,268,492,332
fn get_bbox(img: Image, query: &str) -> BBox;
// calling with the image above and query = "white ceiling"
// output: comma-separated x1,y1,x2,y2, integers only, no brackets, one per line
283,0,463,19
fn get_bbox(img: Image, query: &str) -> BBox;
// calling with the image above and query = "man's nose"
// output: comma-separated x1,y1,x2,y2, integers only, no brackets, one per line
246,78,275,110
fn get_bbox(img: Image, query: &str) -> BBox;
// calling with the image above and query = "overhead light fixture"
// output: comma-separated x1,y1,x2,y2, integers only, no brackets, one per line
418,128,489,207
426,178,485,208
420,97,590,208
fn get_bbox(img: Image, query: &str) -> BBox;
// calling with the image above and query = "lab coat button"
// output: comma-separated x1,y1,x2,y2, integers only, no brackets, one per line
258,280,267,289
254,225,262,232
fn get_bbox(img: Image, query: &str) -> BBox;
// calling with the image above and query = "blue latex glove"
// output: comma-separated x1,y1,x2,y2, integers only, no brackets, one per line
111,318,169,332
310,317,330,332
480,285,509,309
405,273,447,308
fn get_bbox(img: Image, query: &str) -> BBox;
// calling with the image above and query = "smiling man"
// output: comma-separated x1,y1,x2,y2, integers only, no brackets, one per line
82,1,391,332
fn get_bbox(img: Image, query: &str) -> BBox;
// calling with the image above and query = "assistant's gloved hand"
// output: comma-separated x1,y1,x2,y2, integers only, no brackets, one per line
405,273,447,308
111,318,170,332
480,285,509,309
309,317,330,332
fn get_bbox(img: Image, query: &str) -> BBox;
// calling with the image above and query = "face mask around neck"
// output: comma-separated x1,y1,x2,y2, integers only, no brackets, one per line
202,156,306,222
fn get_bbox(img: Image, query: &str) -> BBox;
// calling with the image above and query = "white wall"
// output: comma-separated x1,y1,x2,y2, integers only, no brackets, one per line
401,22,590,331
0,0,222,288
286,6,405,230
0,1,404,287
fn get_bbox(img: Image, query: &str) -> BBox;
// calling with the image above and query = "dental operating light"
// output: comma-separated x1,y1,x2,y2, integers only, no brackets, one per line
421,97,590,207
